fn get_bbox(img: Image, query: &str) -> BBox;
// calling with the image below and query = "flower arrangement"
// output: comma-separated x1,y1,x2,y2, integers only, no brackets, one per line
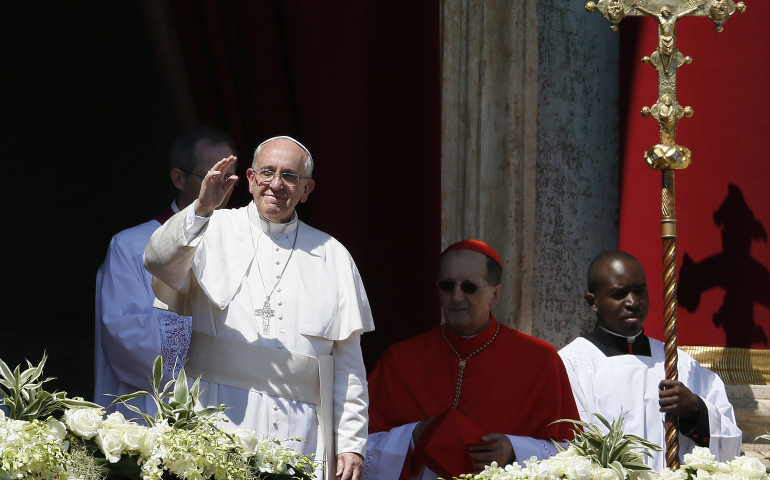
455,414,769,480
0,354,316,480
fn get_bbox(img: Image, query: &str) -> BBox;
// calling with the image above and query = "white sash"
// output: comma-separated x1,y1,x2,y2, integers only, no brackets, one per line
185,332,336,480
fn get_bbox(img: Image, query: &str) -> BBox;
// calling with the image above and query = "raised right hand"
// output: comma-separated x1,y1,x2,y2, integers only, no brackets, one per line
194,156,238,217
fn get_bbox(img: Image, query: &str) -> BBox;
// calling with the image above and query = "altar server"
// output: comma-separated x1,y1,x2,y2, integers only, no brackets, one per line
95,126,236,415
559,251,742,471
144,136,373,480
364,240,579,480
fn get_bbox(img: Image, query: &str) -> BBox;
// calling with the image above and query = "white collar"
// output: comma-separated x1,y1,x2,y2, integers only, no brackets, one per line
248,202,298,236
599,323,643,343
171,200,180,214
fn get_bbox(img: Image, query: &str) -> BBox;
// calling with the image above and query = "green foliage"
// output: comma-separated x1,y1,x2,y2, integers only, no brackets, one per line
0,353,101,421
111,355,226,430
553,413,662,475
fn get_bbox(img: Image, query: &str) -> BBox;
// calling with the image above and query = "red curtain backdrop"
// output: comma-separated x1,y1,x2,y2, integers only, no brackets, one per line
164,1,442,369
618,4,770,348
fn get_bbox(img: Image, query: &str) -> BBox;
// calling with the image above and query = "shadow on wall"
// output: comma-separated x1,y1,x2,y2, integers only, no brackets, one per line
679,183,770,348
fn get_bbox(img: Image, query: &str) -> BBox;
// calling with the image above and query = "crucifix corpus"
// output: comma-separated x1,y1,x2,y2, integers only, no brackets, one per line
585,0,746,470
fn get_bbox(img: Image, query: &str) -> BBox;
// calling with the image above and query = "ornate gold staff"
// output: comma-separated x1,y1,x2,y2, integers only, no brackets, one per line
585,0,745,470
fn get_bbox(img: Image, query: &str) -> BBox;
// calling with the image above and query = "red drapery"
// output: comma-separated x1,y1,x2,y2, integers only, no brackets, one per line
162,1,442,368
618,5,770,348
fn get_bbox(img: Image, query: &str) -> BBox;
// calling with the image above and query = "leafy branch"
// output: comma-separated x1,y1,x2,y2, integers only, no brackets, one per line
111,355,225,430
553,412,662,476
0,353,100,421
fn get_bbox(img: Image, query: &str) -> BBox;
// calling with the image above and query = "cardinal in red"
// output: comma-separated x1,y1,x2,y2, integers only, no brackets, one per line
364,240,578,480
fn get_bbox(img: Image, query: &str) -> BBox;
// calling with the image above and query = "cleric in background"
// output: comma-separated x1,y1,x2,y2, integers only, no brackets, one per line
559,251,742,471
95,126,236,415
364,240,579,480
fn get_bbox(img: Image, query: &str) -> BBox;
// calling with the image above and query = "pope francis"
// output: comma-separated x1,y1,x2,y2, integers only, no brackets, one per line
144,136,374,480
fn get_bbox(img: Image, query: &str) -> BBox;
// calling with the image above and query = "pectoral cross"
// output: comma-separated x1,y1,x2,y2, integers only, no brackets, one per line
585,0,746,469
255,300,274,335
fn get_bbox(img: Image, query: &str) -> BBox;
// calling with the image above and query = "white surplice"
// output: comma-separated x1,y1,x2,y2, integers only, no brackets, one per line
144,202,374,470
95,201,191,416
558,337,741,471
365,426,558,480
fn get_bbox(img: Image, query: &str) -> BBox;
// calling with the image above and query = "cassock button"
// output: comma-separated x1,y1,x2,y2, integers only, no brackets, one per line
275,247,280,252
273,405,279,411
273,421,279,427
277,288,282,292
276,274,281,279
703,437,709,442
278,315,283,320
278,301,283,306
275,260,280,265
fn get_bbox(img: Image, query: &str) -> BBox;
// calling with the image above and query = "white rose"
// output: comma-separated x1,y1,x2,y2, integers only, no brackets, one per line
695,468,714,480
102,411,129,432
729,456,767,479
231,427,258,454
562,455,595,480
637,468,664,480
711,471,737,480
661,467,690,480
46,419,67,442
122,424,147,452
97,427,127,463
684,447,718,471
595,467,623,480
64,407,103,439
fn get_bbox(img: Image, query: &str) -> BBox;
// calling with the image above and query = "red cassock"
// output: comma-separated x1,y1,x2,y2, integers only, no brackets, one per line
368,315,579,479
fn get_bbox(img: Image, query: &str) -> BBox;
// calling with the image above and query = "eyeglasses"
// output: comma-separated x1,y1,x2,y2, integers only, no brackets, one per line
253,169,308,187
437,280,491,295
181,169,240,186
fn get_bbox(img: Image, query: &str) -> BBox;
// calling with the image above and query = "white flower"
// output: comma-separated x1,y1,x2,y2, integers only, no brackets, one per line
685,447,719,471
695,468,714,480
122,424,148,452
729,456,767,479
231,427,259,455
45,418,67,442
661,467,690,480
636,469,664,480
96,426,127,463
595,467,624,480
64,407,103,439
102,411,130,431
562,454,596,480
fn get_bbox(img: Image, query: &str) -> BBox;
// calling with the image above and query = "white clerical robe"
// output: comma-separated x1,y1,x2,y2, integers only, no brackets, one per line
558,337,742,471
144,202,374,473
365,427,558,480
95,202,191,416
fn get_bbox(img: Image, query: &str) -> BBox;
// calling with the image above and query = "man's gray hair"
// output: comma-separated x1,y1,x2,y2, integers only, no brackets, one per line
252,136,314,178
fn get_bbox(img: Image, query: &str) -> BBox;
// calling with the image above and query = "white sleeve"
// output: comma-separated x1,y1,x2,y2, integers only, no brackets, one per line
506,435,559,462
332,332,369,457
97,233,162,399
184,205,211,242
364,424,417,480
699,371,742,461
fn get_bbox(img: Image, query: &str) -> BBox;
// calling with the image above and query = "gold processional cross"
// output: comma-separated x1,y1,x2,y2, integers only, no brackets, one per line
585,0,746,470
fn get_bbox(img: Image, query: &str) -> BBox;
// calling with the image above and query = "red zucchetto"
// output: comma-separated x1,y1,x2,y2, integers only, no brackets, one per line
441,239,502,269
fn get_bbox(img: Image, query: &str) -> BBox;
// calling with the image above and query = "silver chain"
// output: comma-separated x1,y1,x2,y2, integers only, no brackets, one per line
248,216,299,334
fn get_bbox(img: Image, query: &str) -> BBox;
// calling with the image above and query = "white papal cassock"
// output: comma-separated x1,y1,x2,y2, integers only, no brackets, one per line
559,336,741,471
144,202,374,478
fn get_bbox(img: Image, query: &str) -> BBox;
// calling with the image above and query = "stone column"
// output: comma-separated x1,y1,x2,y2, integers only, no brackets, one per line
442,0,620,343
441,0,540,334
533,1,620,347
